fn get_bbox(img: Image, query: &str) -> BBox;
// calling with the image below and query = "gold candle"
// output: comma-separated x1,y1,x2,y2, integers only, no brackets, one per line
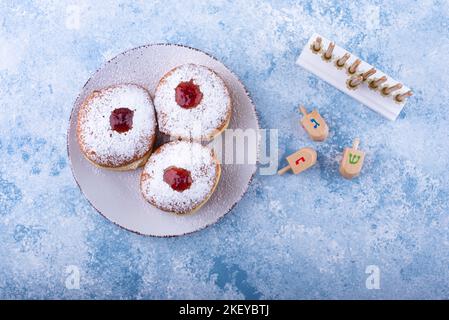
382,83,403,95
348,59,361,74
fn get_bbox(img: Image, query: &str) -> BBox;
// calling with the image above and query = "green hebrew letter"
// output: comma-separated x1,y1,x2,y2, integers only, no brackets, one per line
348,153,360,164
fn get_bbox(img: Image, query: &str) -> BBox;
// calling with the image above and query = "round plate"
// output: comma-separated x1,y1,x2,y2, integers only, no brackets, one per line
67,44,259,237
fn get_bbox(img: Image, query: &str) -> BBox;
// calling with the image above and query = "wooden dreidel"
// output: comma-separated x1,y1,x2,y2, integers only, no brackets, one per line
278,147,317,175
299,106,329,141
339,138,365,179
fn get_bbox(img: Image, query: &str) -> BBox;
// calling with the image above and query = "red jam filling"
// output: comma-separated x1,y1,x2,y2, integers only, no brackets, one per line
175,80,203,109
110,108,134,133
163,166,192,192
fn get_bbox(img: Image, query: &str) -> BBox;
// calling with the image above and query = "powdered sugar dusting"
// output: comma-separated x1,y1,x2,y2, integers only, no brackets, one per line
154,64,231,140
68,44,258,236
141,141,219,214
77,84,156,167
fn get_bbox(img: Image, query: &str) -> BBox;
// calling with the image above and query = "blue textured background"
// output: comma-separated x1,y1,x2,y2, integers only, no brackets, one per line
1,0,449,299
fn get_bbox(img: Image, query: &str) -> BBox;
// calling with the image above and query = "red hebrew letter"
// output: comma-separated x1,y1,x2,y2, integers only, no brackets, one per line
295,157,305,165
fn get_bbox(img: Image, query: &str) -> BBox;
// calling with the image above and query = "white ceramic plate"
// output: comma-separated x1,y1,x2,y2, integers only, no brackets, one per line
67,44,259,237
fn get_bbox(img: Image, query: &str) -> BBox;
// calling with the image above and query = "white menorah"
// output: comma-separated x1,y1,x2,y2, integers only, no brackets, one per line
296,33,413,121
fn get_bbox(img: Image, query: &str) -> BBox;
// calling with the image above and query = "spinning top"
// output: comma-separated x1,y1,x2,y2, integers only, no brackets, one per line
278,147,317,175
299,105,329,141
339,138,365,179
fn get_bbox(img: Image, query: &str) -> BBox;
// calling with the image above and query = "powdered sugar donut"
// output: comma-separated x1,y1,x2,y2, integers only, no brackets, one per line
77,84,156,170
154,64,232,141
140,141,221,214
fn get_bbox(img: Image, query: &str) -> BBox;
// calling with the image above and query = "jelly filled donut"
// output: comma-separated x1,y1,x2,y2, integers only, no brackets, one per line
154,64,232,141
140,140,221,214
77,84,156,170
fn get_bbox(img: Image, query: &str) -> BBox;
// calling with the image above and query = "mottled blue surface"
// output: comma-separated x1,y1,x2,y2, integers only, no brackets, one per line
1,0,449,299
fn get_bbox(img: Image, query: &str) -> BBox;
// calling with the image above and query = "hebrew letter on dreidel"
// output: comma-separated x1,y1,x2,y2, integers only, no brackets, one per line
348,153,361,164
295,157,305,165
310,118,320,128
339,138,365,179
278,147,317,175
299,105,329,141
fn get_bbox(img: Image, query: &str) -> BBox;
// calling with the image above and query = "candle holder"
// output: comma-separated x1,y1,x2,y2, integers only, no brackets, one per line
296,33,413,121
